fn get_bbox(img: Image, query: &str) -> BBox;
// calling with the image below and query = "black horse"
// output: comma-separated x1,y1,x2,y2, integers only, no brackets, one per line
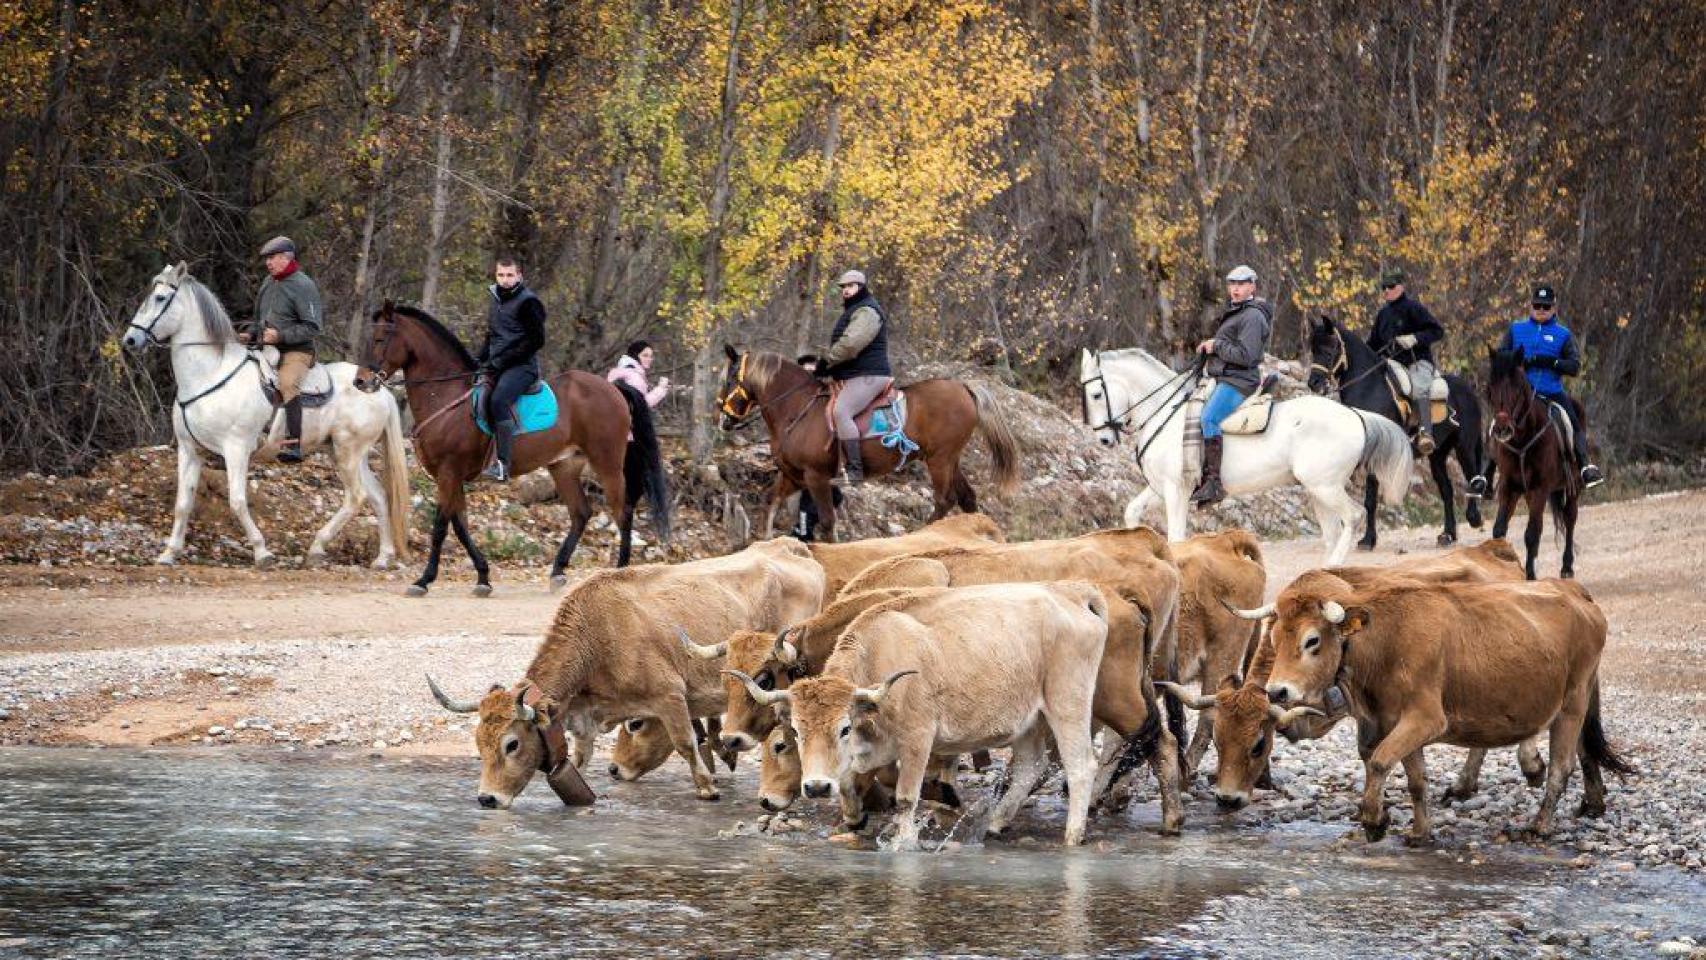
1307,315,1485,548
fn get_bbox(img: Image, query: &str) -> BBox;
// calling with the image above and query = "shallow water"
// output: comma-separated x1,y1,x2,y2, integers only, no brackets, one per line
0,748,1699,959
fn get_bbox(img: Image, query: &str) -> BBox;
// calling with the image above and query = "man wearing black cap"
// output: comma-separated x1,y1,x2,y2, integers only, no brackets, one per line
1482,285,1604,489
1367,268,1445,455
253,236,323,463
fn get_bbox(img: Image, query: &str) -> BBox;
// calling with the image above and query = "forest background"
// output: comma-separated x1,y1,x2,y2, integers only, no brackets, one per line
4,0,1702,472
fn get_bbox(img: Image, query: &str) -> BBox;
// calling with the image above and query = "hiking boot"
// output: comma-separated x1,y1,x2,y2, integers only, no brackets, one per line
277,399,305,463
1580,464,1605,489
840,439,866,487
1467,475,1488,498
1190,436,1227,508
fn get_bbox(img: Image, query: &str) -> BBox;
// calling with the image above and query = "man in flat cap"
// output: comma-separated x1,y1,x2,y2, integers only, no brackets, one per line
820,269,892,486
1191,264,1273,507
1368,267,1445,454
1482,284,1604,489
252,236,323,463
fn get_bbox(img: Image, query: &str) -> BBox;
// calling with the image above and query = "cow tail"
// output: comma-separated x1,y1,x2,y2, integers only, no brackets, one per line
1356,410,1414,507
967,382,1021,497
1110,685,1164,785
1581,678,1634,777
617,382,672,544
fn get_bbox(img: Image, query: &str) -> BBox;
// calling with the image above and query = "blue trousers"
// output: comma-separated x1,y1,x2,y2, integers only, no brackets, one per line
1200,383,1249,440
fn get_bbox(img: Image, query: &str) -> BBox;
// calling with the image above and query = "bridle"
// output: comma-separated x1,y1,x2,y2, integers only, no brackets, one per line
719,353,823,431
125,281,184,348
1308,324,1348,389
1080,353,1202,445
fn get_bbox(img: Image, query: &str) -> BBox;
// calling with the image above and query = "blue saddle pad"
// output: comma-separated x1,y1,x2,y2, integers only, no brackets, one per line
474,381,558,436
862,394,918,464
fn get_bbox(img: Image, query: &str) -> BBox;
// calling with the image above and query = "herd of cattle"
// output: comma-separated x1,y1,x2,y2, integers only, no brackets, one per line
426,513,1628,850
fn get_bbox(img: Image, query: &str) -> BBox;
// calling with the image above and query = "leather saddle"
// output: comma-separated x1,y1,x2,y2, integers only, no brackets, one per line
1210,374,1280,436
1385,360,1451,401
261,359,335,408
827,378,905,439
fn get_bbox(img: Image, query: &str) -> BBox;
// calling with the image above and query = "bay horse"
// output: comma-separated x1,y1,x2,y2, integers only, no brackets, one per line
118,263,410,569
354,303,669,595
1485,347,1578,579
715,345,1019,542
1306,315,1486,548
1081,347,1414,565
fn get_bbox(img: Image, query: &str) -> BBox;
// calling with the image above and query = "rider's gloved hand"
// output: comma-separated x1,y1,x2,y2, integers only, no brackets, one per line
1395,333,1418,349
475,369,493,389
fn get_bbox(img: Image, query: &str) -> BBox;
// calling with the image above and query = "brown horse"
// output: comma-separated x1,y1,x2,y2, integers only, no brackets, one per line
1486,346,1578,579
354,303,669,595
715,345,1019,542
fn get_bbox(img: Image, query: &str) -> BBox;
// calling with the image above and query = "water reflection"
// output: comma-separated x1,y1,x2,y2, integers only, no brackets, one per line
0,749,1698,959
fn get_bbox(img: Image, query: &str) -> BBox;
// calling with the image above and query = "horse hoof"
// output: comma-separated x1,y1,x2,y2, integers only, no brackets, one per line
471,583,493,598
1436,533,1456,547
254,553,276,570
155,552,177,566
305,551,329,569
370,556,395,571
549,574,568,593
1356,541,1376,553
404,584,428,598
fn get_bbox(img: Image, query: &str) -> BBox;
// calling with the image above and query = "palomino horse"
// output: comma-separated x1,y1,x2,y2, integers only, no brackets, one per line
1306,315,1487,548
354,303,669,595
1486,347,1579,579
716,345,1019,542
118,263,409,568
1080,347,1413,565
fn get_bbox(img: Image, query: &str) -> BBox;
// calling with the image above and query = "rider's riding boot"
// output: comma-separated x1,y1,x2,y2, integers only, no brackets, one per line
840,438,866,487
483,420,515,483
1190,436,1227,508
278,399,305,464
1574,430,1604,487
1414,418,1436,456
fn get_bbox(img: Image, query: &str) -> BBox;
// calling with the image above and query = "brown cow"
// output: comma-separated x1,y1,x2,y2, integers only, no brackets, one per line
758,723,964,821
608,716,738,782
426,538,824,808
808,512,1004,595
1165,529,1267,779
732,582,1111,848
1165,539,1545,810
1261,571,1629,843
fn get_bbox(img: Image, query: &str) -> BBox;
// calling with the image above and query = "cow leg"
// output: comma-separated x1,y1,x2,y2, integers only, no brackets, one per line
986,725,1049,841
888,745,933,851
1531,702,1588,836
1148,719,1185,836
658,696,719,801
1521,488,1547,580
1183,708,1214,783
1054,720,1098,847
1576,742,1607,819
409,507,452,596
1357,477,1379,551
1401,750,1434,846
1430,449,1458,546
1443,749,1487,804
1517,735,1547,787
449,512,492,595
1359,712,1444,843
547,455,591,587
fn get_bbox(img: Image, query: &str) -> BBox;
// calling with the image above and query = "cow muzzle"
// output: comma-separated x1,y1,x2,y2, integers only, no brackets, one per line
477,792,509,810
1215,790,1249,811
802,778,835,799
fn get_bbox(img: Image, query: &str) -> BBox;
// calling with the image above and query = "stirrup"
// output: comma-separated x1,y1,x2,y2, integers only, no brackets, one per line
1580,465,1604,489
481,460,510,483
1466,475,1488,498
277,441,304,464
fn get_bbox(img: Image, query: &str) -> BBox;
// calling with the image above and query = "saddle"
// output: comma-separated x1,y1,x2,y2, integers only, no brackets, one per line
1547,401,1577,463
1383,360,1453,430
261,358,335,408
1180,375,1279,485
473,380,559,436
826,378,917,463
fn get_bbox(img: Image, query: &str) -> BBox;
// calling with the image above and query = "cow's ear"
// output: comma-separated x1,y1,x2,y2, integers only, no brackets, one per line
1340,606,1372,639
534,696,561,726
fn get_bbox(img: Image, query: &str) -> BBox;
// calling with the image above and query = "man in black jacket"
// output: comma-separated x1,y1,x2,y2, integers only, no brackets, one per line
477,257,546,482
822,269,891,486
1368,268,1445,454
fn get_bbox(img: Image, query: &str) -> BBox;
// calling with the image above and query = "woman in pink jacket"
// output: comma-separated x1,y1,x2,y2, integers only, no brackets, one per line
606,340,670,407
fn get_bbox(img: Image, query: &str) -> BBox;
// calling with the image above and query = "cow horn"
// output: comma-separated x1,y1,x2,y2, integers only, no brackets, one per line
513,687,538,724
1222,599,1275,621
1268,702,1325,727
1321,601,1346,625
425,674,480,713
773,627,800,665
854,669,918,706
677,627,727,660
1156,681,1217,711
724,669,790,707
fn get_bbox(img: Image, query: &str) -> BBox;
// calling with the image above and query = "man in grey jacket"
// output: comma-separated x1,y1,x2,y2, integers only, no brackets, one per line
1191,264,1273,506
252,236,323,463
821,269,891,486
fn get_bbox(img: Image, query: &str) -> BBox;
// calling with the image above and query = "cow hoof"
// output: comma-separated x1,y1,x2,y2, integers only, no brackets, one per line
1523,766,1548,789
549,574,568,592
1441,787,1471,805
1436,533,1456,547
1158,816,1184,837
471,583,493,598
1362,813,1390,843
696,788,720,802
1577,799,1605,819
1402,833,1436,849
404,584,428,598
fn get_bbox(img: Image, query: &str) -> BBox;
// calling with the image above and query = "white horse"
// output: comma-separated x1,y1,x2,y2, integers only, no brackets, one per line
118,262,410,568
1080,347,1413,565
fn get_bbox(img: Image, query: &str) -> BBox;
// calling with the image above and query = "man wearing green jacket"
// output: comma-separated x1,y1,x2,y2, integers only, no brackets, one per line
252,236,323,463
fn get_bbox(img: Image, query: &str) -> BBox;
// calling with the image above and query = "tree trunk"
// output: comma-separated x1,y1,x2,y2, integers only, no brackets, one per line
420,10,464,315
791,30,846,357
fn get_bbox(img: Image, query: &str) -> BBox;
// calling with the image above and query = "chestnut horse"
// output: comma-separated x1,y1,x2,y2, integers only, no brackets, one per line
716,345,1019,542
1486,347,1578,579
354,303,669,595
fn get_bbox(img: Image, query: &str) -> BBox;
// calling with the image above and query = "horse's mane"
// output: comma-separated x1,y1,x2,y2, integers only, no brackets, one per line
184,277,237,343
742,350,803,394
388,304,478,369
1098,346,1179,378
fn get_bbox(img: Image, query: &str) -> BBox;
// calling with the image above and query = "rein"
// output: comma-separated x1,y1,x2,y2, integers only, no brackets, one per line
1314,325,1393,394
1081,356,1197,437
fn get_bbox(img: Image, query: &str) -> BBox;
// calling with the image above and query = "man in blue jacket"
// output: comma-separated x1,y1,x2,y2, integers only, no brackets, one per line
1478,284,1604,490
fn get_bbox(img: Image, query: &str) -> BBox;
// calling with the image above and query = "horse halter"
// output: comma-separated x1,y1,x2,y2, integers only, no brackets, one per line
1309,325,1348,388
718,353,758,424
126,281,183,347
357,306,400,391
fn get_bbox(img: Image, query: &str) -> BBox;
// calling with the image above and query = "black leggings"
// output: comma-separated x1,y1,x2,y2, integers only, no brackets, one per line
487,366,537,427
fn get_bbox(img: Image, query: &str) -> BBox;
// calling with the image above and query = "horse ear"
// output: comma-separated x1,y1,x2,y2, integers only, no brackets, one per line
723,343,739,363
174,260,188,278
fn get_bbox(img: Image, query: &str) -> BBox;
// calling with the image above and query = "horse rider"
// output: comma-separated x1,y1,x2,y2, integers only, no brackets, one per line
476,256,546,482
1480,284,1605,490
822,269,892,487
1191,264,1274,507
1367,267,1445,455
251,236,323,464
792,353,843,540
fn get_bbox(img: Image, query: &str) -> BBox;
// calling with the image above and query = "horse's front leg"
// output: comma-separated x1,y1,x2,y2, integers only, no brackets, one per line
1522,488,1547,580
221,442,274,568
407,507,452,597
157,441,204,565
1430,449,1457,546
1490,482,1518,540
1122,486,1156,529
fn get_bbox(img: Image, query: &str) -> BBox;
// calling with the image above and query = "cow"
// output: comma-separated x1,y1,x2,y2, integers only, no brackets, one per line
808,512,1004,595
1165,530,1267,779
757,723,964,821
1166,539,1547,811
426,538,824,808
608,716,739,783
824,527,1185,832
731,581,1111,848
1260,570,1630,843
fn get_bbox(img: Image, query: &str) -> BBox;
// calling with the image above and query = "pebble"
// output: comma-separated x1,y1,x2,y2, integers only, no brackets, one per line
207,725,226,736
1656,943,1694,957
372,740,388,750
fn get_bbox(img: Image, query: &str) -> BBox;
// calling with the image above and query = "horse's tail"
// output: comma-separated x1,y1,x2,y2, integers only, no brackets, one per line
380,394,412,562
1356,411,1414,507
966,382,1021,497
616,382,672,544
